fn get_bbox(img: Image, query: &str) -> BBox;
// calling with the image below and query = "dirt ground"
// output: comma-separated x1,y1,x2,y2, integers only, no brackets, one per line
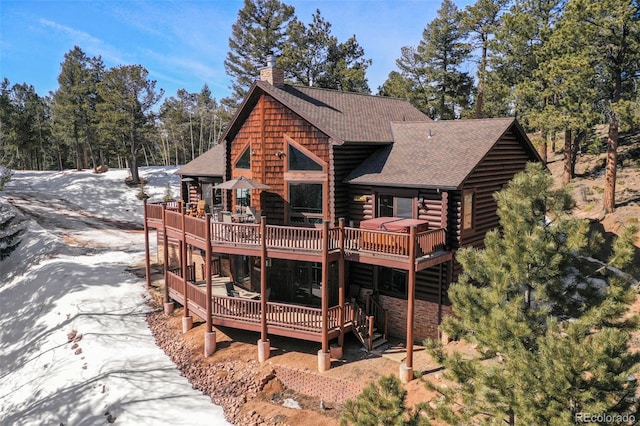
143,278,452,425
144,133,640,425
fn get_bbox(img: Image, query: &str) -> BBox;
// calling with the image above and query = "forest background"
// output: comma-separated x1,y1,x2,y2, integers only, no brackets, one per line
1,0,639,214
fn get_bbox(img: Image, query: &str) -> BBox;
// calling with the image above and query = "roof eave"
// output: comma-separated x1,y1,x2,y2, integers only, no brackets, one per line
346,180,459,191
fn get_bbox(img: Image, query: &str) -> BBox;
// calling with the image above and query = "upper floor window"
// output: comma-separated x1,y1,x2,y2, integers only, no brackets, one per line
236,146,251,169
289,145,323,171
377,195,412,218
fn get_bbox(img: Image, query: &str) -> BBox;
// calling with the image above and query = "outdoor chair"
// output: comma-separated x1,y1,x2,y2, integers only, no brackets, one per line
196,200,207,218
225,281,239,297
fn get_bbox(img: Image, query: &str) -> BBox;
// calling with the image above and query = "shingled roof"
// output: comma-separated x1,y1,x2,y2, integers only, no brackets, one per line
175,142,225,177
345,118,539,189
221,81,431,145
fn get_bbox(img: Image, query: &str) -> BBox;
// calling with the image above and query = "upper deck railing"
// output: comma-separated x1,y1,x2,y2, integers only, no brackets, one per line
145,202,447,260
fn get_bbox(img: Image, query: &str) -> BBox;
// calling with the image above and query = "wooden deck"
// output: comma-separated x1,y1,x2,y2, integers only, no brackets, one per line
166,268,354,341
145,202,450,271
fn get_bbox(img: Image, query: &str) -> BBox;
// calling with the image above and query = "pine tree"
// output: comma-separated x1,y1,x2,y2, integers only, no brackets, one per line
424,162,640,425
340,375,423,426
281,9,371,92
461,0,509,119
51,46,104,170
384,0,473,118
223,0,295,108
559,0,640,213
96,65,163,185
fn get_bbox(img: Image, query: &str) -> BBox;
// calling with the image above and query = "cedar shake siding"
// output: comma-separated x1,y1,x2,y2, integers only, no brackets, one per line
227,94,331,225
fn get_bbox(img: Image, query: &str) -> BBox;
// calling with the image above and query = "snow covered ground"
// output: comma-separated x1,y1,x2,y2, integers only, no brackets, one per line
0,167,229,425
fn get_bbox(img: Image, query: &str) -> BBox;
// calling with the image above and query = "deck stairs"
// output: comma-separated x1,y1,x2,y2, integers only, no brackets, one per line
351,293,388,351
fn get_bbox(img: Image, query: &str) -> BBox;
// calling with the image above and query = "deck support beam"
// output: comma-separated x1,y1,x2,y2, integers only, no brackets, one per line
259,217,270,361
143,199,151,289
401,225,417,383
162,205,172,313
204,214,215,355
181,207,191,332
337,218,346,352
319,221,330,371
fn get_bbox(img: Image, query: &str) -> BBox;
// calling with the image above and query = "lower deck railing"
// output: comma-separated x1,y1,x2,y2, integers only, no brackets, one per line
166,275,354,338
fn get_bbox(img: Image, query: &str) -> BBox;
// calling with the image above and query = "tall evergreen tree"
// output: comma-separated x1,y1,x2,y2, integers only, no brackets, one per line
281,9,371,92
461,0,509,118
490,0,565,162
1,82,50,170
379,47,431,112
223,0,294,108
559,0,640,213
418,0,473,119
384,0,473,118
424,162,640,425
96,65,163,184
51,46,104,170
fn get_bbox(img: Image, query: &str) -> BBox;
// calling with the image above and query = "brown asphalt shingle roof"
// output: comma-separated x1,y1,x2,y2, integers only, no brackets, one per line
175,142,225,177
223,81,431,145
346,118,536,189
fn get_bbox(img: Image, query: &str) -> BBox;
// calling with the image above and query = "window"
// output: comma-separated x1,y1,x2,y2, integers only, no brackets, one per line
288,145,323,171
463,191,474,230
377,195,413,218
293,261,322,306
289,182,323,225
377,267,407,296
236,188,250,208
236,146,251,169
201,183,222,211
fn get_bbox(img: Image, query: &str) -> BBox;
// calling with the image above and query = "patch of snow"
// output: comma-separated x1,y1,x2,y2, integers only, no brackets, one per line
0,167,229,425
282,398,301,409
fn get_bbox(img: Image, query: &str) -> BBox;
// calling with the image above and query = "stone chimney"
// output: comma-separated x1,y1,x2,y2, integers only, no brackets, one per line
260,52,284,86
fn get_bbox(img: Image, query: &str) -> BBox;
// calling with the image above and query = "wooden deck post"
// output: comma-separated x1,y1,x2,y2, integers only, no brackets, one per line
258,216,270,362
337,218,346,352
204,213,215,356
318,220,331,372
143,199,151,289
401,225,417,383
162,205,173,315
181,208,192,333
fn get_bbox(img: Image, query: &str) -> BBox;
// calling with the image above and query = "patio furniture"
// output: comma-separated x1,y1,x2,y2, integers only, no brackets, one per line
196,200,207,218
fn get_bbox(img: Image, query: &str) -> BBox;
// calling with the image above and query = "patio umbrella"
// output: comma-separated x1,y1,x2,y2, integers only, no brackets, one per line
215,176,270,190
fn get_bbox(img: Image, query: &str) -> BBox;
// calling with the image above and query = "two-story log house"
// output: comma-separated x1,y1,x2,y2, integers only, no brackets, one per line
143,58,541,382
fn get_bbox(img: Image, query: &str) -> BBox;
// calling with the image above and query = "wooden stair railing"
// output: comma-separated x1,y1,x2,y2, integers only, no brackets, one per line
351,295,388,351
351,303,372,350
366,293,388,343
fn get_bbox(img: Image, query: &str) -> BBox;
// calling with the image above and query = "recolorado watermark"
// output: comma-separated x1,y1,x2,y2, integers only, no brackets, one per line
575,412,635,424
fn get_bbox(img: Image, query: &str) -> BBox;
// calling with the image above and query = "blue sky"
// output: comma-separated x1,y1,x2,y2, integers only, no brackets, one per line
1,0,474,102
